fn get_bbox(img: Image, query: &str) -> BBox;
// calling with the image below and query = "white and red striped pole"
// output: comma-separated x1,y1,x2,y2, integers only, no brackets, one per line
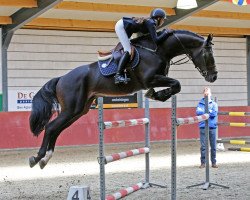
105,182,143,200
104,118,149,129
176,114,209,125
105,147,150,163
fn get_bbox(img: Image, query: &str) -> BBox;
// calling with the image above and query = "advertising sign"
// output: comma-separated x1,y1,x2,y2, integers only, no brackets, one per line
8,90,138,111
8,90,36,111
92,93,138,109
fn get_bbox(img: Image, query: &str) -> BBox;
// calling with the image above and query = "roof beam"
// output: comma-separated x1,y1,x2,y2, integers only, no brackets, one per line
171,24,250,36
194,10,250,20
0,0,37,8
54,2,176,15
162,0,219,27
27,18,116,32
0,16,12,24
25,18,250,36
2,0,62,48
3,0,62,34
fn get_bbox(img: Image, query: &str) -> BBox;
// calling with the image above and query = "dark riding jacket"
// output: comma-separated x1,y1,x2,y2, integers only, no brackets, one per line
122,17,168,44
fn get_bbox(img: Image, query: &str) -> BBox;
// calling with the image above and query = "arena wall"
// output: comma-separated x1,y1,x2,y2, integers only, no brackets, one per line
8,29,247,108
0,106,250,149
2,29,249,149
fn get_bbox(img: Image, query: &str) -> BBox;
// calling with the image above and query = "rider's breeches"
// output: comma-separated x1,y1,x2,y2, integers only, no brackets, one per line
115,19,131,55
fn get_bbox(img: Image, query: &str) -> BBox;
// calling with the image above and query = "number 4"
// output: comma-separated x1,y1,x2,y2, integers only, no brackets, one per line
72,190,79,200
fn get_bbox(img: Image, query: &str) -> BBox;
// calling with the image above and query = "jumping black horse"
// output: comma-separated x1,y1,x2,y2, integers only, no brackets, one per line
29,30,217,169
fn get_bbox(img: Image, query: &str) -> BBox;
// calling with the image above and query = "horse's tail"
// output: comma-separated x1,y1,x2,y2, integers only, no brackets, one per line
29,77,60,136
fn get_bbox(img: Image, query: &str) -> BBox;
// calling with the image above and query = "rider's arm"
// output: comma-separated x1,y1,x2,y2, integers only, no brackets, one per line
144,19,168,44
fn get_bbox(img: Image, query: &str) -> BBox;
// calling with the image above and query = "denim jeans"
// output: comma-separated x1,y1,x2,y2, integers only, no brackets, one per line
200,128,217,164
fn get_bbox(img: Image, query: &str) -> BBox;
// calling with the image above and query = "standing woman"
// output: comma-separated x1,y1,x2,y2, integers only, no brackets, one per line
114,8,172,84
196,87,219,169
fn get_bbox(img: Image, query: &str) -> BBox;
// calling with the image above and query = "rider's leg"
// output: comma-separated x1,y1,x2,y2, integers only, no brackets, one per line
114,19,131,84
115,51,130,83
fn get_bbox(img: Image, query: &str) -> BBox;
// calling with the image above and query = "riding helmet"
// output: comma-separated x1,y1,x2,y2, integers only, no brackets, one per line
150,8,167,19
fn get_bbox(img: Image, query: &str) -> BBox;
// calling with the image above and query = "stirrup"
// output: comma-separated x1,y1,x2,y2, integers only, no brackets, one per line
114,74,126,84
124,73,131,84
114,73,130,84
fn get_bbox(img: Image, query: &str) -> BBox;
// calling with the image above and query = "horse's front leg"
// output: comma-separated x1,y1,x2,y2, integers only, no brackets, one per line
145,75,181,102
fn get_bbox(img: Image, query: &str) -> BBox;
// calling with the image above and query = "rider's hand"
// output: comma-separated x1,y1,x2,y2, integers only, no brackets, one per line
164,29,174,35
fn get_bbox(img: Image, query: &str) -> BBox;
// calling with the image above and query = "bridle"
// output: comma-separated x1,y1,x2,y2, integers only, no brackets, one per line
133,32,215,78
171,33,213,77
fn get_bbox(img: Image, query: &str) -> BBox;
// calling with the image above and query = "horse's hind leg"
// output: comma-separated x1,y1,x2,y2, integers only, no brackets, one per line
37,112,81,169
29,111,76,168
37,97,95,169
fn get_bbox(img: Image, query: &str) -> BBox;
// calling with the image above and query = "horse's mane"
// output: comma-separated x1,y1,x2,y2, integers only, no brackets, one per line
175,30,204,40
131,29,204,44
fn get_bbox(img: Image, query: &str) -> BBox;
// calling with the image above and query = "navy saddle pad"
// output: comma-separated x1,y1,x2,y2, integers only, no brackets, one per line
98,48,140,76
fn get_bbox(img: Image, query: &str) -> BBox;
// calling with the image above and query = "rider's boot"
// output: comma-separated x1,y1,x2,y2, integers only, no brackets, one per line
114,51,130,84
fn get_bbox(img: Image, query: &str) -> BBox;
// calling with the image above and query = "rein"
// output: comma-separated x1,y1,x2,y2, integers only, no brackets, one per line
133,32,209,77
171,33,209,77
170,56,190,65
170,33,193,65
133,44,158,53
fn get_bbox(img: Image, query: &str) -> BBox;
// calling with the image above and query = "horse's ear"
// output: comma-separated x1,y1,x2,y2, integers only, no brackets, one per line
206,34,213,46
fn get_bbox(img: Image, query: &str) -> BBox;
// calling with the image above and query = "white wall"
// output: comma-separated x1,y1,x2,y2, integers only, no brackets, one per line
8,29,247,108
144,37,247,107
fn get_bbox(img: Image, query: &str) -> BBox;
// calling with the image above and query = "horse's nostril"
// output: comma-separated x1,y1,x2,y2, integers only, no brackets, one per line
213,75,217,81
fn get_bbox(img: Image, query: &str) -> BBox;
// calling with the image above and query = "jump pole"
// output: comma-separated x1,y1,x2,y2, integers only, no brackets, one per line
171,95,177,200
98,97,166,200
228,147,250,152
185,96,229,190
216,139,250,145
171,96,210,199
216,104,250,150
171,95,228,199
218,112,250,116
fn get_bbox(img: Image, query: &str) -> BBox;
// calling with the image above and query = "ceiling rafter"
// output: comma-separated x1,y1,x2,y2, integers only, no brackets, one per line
0,0,249,36
195,10,250,20
27,18,115,31
26,18,250,36
0,0,37,8
1,9,250,26
0,16,12,24
54,2,176,15
171,24,250,35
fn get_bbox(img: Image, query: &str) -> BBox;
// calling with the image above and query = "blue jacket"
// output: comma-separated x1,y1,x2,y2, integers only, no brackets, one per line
196,97,218,129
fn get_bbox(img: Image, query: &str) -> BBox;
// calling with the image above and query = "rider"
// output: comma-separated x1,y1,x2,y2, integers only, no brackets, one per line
114,8,173,84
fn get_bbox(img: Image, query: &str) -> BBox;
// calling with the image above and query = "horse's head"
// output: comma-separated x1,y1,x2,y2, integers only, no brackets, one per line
189,34,218,83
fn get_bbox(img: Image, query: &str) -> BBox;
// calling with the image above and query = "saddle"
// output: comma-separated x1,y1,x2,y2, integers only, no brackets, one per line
97,43,140,76
97,43,136,62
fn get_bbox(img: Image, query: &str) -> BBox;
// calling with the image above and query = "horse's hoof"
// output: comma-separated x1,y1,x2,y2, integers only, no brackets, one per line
39,160,46,169
145,88,155,99
29,156,37,168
